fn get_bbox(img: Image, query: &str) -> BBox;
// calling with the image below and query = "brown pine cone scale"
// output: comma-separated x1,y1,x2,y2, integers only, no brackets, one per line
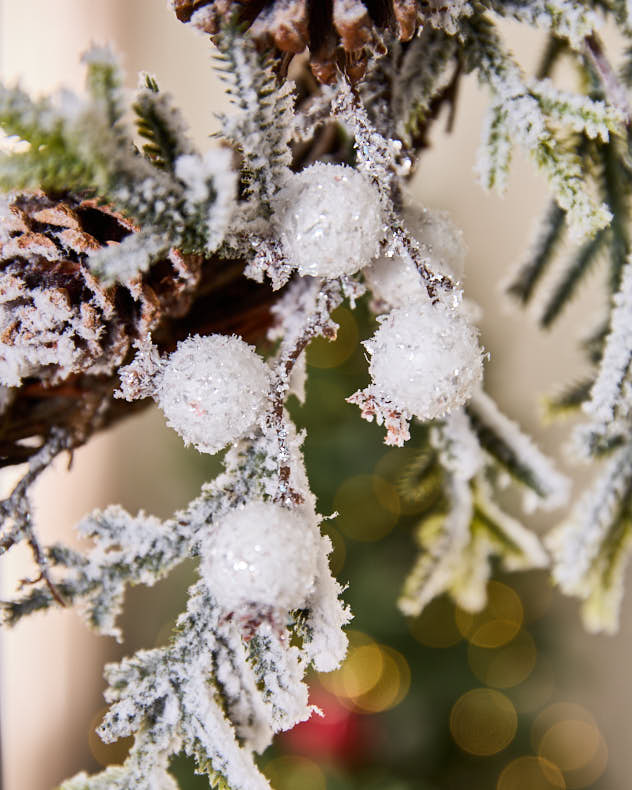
172,0,422,82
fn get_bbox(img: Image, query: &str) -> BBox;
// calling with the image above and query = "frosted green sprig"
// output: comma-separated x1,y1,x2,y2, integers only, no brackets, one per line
0,47,236,283
464,15,614,238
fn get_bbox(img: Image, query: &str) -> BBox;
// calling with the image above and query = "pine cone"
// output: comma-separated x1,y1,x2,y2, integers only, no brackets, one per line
171,0,423,82
0,191,183,389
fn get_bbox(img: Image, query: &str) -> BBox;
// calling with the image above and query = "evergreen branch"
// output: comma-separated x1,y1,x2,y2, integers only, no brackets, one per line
213,24,294,208
0,148,94,193
390,29,458,146
601,136,631,292
506,200,566,303
583,32,632,125
82,47,126,130
133,74,195,172
0,83,67,148
398,403,554,616
464,14,613,237
487,0,600,49
0,49,236,283
466,390,569,509
1,434,275,633
399,475,474,615
471,486,548,572
539,227,606,327
583,256,632,429
62,583,268,790
581,504,632,633
545,377,595,418
547,443,632,632
530,78,625,141
536,34,568,80
477,102,512,192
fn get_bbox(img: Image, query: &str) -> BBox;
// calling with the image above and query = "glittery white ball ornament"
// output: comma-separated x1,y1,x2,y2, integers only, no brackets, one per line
366,302,483,421
156,334,270,454
273,163,383,278
363,252,427,309
202,502,319,611
415,206,466,281
364,205,466,309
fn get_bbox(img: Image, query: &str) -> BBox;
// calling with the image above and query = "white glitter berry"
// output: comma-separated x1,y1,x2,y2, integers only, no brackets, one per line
201,501,319,612
366,303,483,421
414,206,466,281
364,205,466,309
156,334,270,454
273,162,383,278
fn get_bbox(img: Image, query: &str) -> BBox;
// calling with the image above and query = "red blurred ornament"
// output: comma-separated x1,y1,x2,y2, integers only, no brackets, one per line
281,686,378,767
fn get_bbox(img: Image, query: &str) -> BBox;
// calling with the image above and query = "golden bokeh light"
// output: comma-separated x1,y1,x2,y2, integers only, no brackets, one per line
450,688,518,756
455,581,523,648
321,630,377,698
408,596,462,649
497,756,565,790
531,703,596,752
320,631,410,714
333,475,399,541
342,643,385,698
372,475,401,515
306,306,358,368
88,708,133,768
532,702,608,788
352,645,411,714
263,756,326,790
468,630,537,688
539,720,600,772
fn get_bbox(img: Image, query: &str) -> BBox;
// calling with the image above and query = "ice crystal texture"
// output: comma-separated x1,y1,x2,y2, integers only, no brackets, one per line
272,162,383,278
366,301,483,420
156,334,271,454
201,501,319,612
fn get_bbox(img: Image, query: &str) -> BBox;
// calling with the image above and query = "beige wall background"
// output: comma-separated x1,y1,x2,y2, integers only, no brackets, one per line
0,2,630,789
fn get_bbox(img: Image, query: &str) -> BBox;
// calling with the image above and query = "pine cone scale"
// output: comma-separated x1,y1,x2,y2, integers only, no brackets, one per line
171,0,428,82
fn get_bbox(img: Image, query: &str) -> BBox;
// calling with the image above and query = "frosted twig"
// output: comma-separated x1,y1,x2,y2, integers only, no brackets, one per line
0,428,71,604
269,279,342,504
584,33,632,125
332,80,454,300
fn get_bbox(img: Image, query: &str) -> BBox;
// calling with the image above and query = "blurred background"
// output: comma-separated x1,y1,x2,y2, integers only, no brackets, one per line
1,2,630,789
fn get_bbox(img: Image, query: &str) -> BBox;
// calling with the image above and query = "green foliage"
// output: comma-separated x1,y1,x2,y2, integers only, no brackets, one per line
134,74,194,172
506,201,566,303
213,23,294,208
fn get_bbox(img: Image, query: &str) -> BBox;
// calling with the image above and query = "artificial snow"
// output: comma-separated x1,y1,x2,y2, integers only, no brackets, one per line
272,162,383,278
201,501,319,612
366,301,483,421
156,334,271,454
